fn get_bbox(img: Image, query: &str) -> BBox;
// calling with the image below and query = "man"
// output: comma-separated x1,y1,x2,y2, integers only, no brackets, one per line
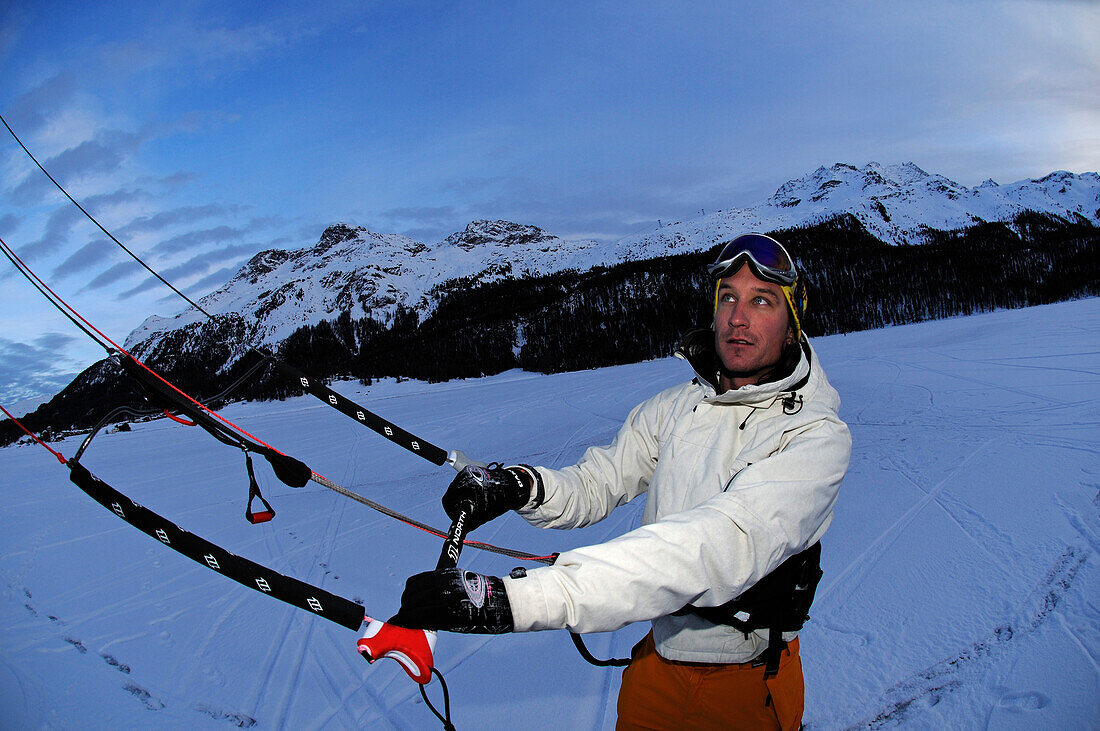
393,233,852,729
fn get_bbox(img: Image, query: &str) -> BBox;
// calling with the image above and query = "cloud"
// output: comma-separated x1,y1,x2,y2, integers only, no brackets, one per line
183,265,241,298
14,205,85,261
146,109,243,140
243,215,286,231
116,204,229,238
120,243,256,299
378,205,462,242
56,130,138,174
160,243,257,280
93,15,318,84
0,212,23,236
117,275,162,300
149,225,246,255
34,331,77,351
51,239,115,280
135,171,197,189
8,130,142,206
14,187,150,262
2,74,78,136
0,335,82,406
82,260,141,291
381,205,460,225
0,5,31,63
403,172,717,244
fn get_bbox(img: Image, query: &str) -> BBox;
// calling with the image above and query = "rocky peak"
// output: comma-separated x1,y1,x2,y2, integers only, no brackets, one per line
239,249,292,283
876,161,931,187
313,223,368,255
1036,171,1075,185
442,220,555,251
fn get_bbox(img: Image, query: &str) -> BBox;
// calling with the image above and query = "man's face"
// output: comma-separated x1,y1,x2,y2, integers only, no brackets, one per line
713,263,793,392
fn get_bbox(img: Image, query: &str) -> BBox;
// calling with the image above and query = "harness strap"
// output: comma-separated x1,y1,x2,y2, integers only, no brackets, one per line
759,625,786,679
674,542,822,677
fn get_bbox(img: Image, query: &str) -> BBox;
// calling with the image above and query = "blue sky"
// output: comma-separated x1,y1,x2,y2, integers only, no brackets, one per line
1,0,1097,406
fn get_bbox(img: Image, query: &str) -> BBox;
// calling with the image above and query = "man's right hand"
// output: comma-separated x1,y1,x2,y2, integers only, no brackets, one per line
442,464,535,531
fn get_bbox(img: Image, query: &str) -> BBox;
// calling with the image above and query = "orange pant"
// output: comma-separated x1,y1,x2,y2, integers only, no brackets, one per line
616,634,804,731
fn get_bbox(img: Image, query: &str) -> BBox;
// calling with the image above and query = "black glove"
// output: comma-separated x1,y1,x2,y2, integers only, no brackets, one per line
442,463,539,532
389,568,514,634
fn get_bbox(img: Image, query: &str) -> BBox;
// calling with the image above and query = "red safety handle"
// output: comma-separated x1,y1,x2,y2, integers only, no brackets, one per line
357,617,437,684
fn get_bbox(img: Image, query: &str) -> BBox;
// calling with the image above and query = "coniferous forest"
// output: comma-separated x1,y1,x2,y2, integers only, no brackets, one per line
3,212,1097,446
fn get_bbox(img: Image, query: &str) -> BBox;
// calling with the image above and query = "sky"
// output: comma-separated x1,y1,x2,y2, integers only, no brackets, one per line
1,0,1098,407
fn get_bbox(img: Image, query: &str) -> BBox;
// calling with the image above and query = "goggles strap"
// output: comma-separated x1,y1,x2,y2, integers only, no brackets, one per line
782,284,802,341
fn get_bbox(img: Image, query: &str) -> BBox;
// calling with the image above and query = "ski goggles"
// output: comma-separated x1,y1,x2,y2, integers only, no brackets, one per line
707,234,798,286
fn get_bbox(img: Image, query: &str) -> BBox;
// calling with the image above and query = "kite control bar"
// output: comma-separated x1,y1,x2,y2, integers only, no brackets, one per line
357,499,477,684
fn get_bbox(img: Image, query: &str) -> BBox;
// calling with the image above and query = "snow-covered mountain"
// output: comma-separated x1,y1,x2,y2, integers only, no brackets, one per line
124,162,1099,358
615,162,1100,260
124,220,608,356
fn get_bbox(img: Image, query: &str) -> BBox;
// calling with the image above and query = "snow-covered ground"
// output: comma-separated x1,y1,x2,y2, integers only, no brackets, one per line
2,299,1097,729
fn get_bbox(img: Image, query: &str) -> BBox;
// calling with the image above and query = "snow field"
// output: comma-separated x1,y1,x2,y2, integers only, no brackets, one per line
1,298,1098,729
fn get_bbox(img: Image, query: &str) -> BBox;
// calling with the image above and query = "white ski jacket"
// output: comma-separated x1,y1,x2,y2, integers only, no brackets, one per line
502,339,851,663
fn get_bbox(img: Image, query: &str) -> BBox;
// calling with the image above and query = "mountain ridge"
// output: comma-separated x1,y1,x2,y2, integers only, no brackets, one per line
122,161,1099,362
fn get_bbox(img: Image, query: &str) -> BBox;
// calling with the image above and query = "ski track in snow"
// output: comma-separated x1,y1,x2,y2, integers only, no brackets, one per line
838,542,1091,729
276,489,352,724
816,436,998,608
880,448,1018,565
2,299,1098,729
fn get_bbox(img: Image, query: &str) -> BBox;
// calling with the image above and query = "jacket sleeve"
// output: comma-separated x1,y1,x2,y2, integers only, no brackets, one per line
515,386,677,530
504,406,851,633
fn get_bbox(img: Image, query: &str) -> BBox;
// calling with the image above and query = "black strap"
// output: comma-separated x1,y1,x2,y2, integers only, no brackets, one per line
118,354,313,497
67,460,365,631
760,625,786,679
673,542,822,678
569,632,631,667
270,359,449,466
678,543,822,630
244,452,276,524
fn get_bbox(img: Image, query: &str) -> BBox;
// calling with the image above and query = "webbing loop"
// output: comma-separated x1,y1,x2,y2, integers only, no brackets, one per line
244,451,277,524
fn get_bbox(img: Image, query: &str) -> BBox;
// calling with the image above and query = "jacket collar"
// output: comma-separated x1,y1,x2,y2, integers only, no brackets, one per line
674,327,811,405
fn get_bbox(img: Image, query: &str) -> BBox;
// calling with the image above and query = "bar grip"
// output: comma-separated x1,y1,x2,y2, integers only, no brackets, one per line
358,507,472,684
437,502,473,570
